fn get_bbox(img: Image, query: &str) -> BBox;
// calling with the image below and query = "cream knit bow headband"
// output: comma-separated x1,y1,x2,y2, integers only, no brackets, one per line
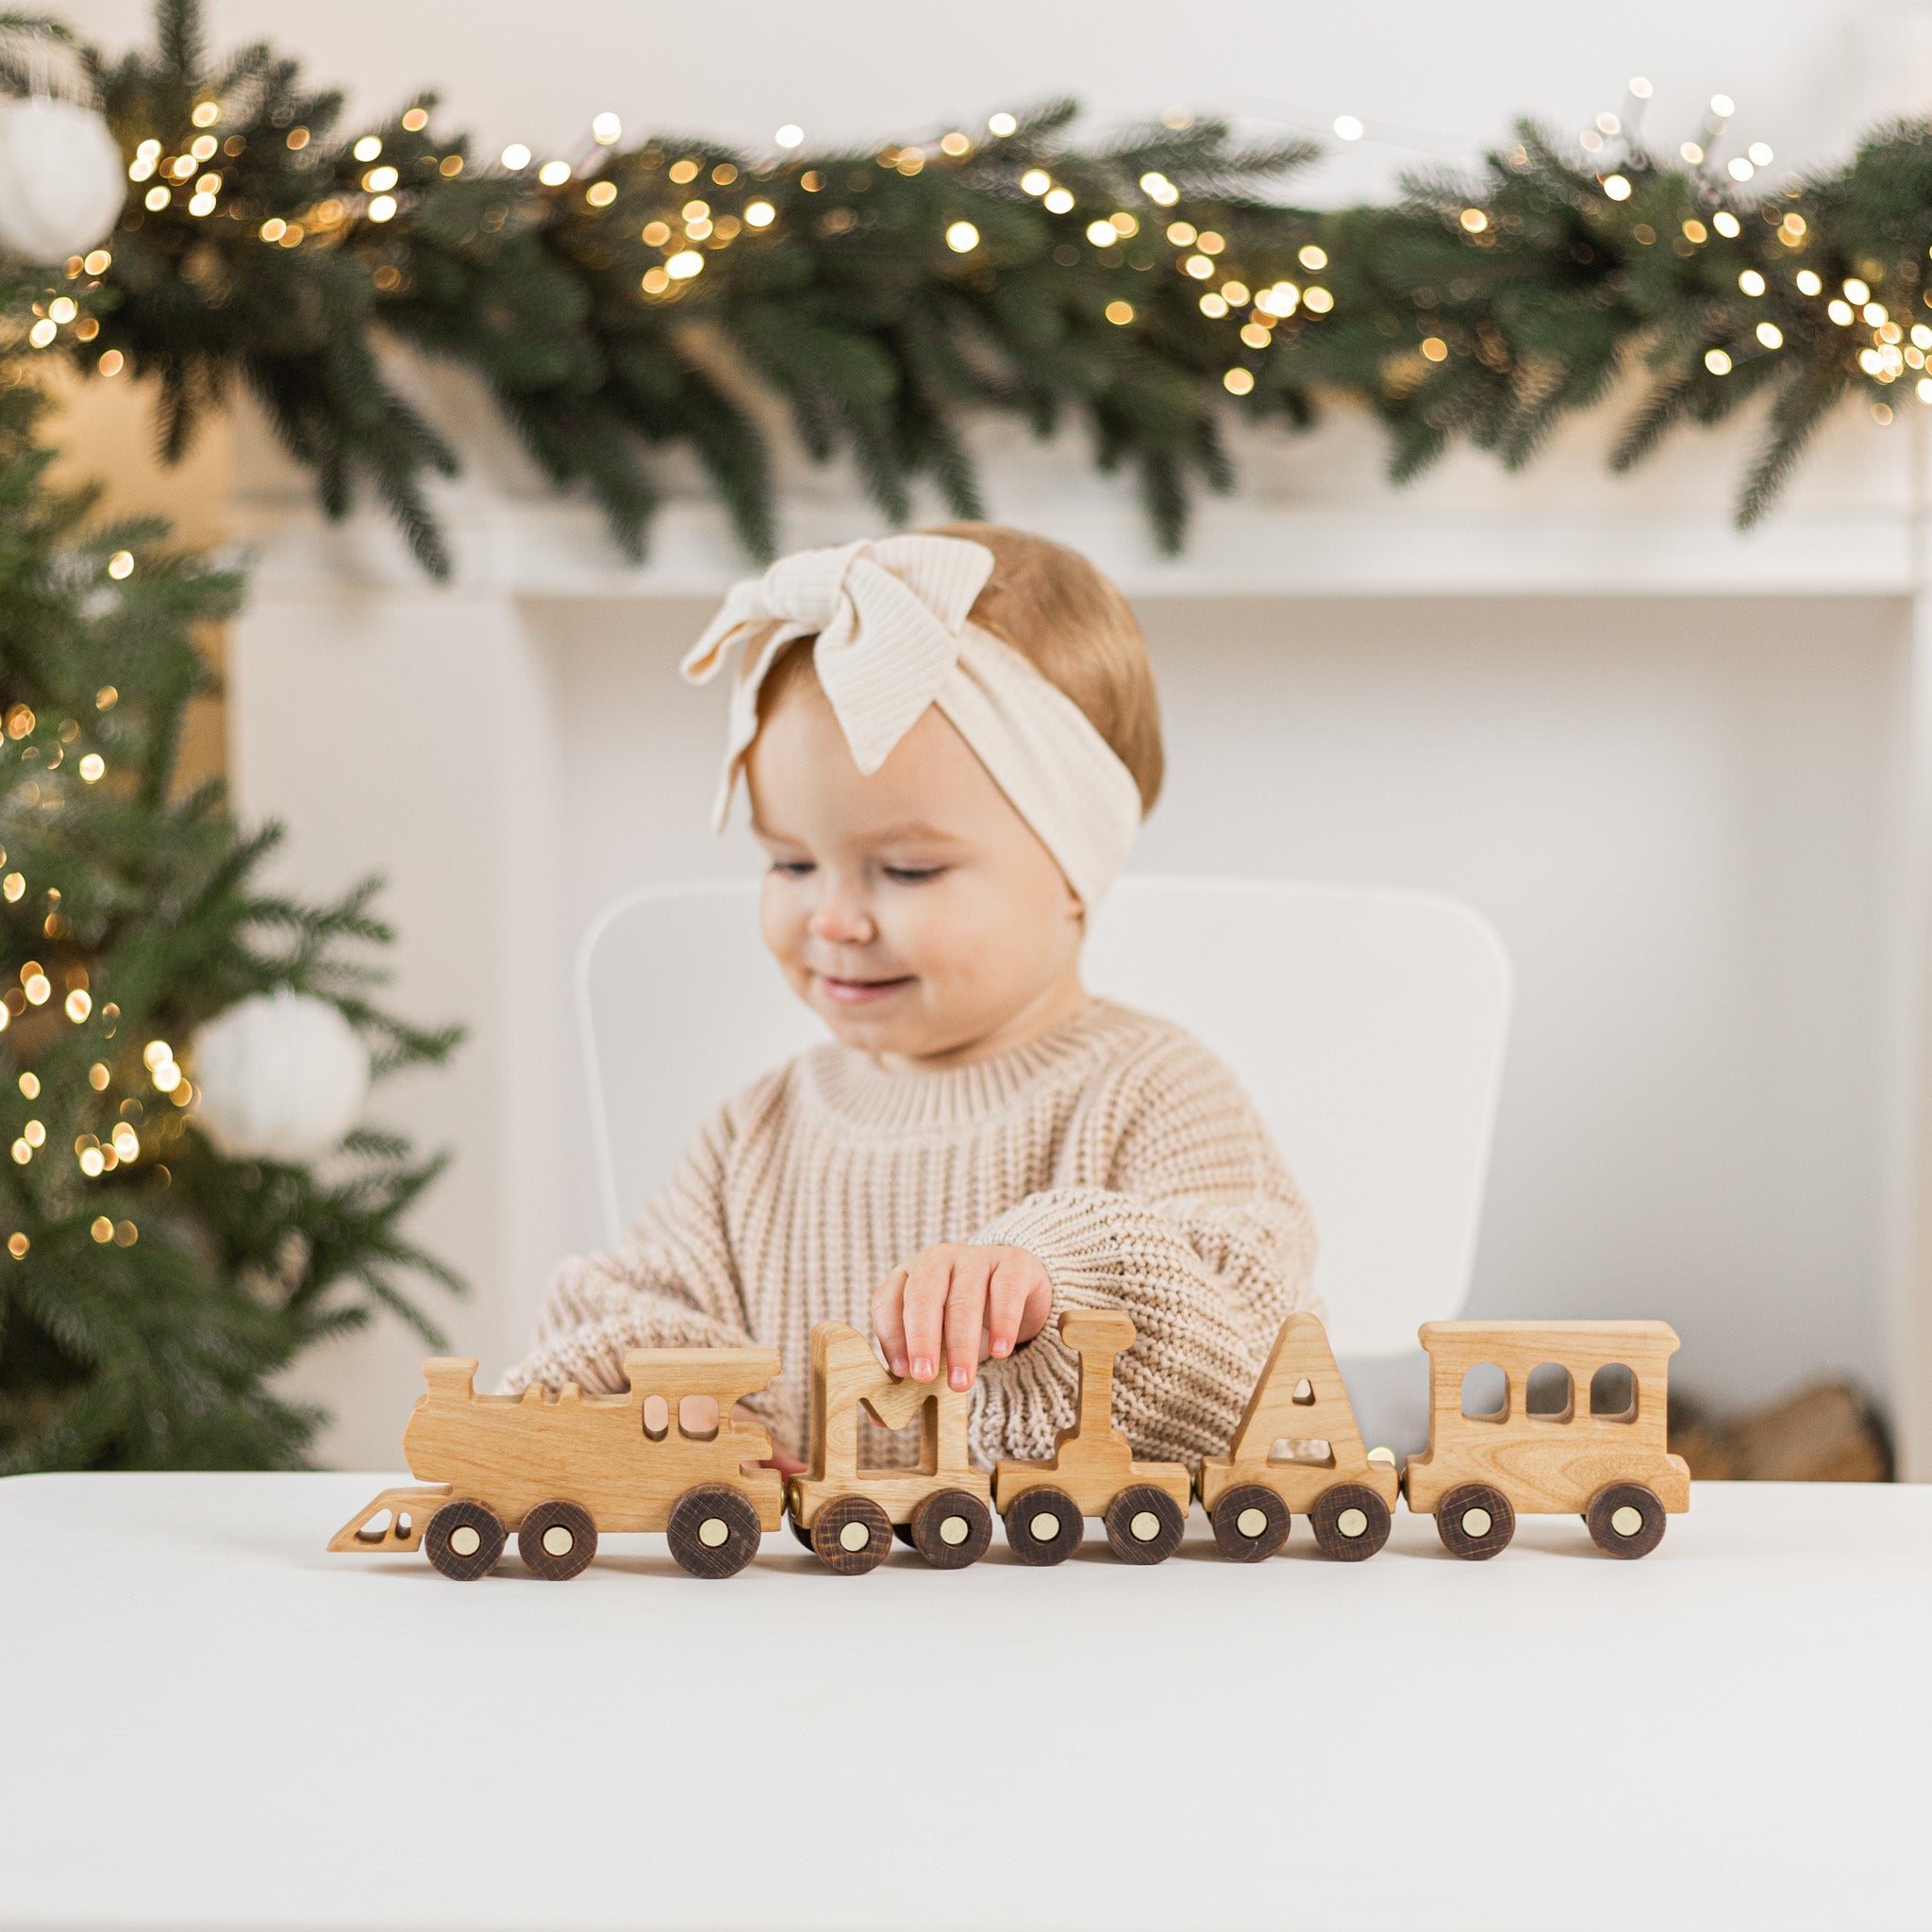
680,534,1143,910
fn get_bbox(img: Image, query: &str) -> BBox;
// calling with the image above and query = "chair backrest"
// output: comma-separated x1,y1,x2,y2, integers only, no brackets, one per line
578,876,1512,1360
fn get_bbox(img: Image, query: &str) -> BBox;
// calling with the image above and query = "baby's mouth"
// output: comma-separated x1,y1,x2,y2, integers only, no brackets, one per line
815,971,914,1006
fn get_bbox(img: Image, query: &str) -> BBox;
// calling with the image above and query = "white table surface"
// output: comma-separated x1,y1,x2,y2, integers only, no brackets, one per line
1,1474,1926,1932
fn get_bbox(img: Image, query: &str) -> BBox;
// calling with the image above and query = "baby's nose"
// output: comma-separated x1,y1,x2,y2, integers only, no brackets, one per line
809,893,874,943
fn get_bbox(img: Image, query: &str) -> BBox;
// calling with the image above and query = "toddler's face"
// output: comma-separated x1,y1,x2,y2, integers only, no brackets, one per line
744,670,1085,1065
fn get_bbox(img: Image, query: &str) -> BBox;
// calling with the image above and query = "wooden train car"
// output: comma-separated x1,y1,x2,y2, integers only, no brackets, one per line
991,1310,1192,1565
1402,1320,1690,1558
785,1323,992,1574
327,1350,784,1578
1197,1311,1400,1561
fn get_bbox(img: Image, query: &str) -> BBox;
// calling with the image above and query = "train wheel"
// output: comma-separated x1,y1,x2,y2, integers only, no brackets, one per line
1435,1482,1514,1560
517,1498,597,1580
1104,1485,1188,1565
425,1500,505,1581
809,1494,892,1575
1002,1486,1083,1566
892,1522,918,1548
1310,1483,1392,1562
788,1512,814,1551
1585,1481,1667,1559
910,1489,992,1570
1209,1483,1291,1562
666,1485,762,1579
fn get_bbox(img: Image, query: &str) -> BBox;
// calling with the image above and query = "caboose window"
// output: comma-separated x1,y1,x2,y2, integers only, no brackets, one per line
1459,1363,1507,1421
641,1394,669,1441
1590,1364,1638,1422
1525,1363,1574,1421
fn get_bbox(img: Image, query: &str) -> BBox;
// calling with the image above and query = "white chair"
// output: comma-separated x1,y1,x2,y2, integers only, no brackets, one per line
577,876,1512,1361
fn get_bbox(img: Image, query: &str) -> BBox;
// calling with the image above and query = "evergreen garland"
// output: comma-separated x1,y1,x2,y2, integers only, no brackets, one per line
11,1,1932,579
0,315,462,1473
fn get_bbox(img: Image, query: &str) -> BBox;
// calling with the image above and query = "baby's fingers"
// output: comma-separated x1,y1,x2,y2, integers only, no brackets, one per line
901,1251,956,1382
871,1266,911,1378
943,1255,992,1391
986,1251,1042,1359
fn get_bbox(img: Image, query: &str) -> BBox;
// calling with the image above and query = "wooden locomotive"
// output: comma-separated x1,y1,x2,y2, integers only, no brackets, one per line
330,1311,1690,1579
326,1349,784,1579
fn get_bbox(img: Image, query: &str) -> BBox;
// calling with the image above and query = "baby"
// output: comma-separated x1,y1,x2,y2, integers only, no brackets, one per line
503,524,1318,1474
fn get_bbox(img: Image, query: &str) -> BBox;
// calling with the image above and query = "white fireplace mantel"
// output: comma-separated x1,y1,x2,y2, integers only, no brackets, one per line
224,375,1932,1479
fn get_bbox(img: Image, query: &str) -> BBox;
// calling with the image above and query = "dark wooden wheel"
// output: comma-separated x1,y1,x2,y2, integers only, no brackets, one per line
1209,1483,1291,1562
1309,1483,1392,1562
424,1499,505,1581
910,1489,992,1570
809,1494,893,1574
788,1512,814,1551
665,1485,762,1579
1434,1482,1515,1560
1002,1486,1083,1566
1103,1485,1188,1565
517,1498,596,1580
1585,1481,1667,1558
892,1521,918,1548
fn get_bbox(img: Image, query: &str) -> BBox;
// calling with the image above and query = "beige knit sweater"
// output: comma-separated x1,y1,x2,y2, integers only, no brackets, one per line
503,998,1319,1470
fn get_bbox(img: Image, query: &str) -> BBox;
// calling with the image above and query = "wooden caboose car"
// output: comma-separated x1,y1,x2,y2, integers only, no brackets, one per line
327,1350,784,1579
1402,1320,1690,1558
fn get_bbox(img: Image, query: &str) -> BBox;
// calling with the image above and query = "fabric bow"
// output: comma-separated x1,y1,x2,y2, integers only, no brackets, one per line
680,535,997,806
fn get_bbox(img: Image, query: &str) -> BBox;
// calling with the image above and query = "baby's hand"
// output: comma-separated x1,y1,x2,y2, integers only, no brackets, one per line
872,1243,1053,1391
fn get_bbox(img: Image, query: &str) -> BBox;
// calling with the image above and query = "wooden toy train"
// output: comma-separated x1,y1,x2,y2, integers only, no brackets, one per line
329,1310,1690,1579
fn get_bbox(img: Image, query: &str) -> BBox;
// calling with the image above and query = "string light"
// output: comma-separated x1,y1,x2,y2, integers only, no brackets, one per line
586,181,617,208
402,108,429,132
368,196,397,223
1042,187,1074,214
1603,175,1631,201
500,143,531,171
1706,347,1733,375
1224,368,1255,393
987,112,1017,138
1020,170,1051,196
774,125,804,149
1106,300,1134,325
591,112,622,145
108,552,134,580
1332,115,1363,141
538,159,572,186
946,222,980,253
744,201,775,228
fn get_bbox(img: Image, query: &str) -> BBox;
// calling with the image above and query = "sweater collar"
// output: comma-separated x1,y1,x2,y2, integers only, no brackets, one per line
804,996,1135,1133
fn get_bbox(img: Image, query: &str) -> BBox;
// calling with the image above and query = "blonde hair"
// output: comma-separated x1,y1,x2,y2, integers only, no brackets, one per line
756,524,1164,816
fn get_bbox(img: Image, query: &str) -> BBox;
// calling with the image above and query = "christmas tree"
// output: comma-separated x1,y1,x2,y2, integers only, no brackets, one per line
0,289,461,1473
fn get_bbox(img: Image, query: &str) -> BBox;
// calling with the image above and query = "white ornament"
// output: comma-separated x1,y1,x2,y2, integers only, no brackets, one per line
0,96,126,263
191,990,372,1163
